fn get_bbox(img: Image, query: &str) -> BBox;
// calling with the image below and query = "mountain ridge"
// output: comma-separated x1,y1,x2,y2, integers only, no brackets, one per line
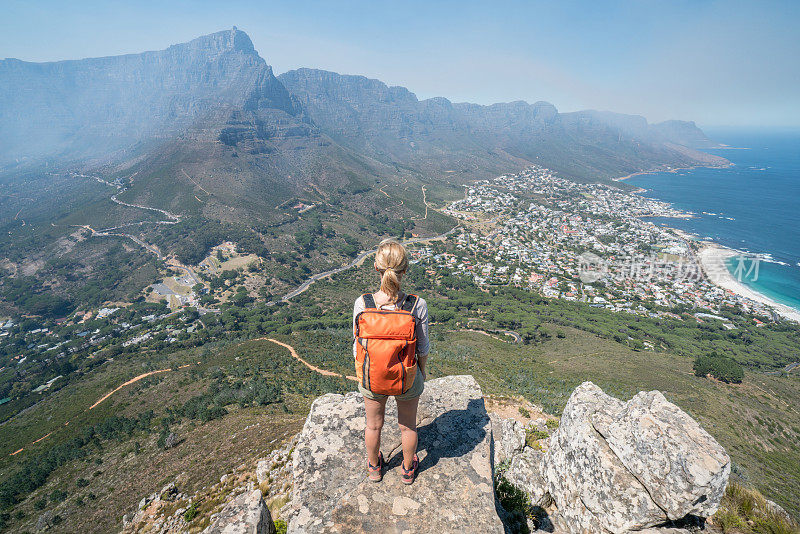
278,66,727,182
1,27,727,183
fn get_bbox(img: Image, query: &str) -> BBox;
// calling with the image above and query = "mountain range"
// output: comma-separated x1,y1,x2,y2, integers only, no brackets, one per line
1,27,727,205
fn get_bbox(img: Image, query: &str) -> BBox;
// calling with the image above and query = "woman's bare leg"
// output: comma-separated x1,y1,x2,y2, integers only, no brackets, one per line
396,396,420,470
364,396,387,466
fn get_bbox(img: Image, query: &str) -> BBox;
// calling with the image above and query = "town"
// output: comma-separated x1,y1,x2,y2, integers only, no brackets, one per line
416,166,778,325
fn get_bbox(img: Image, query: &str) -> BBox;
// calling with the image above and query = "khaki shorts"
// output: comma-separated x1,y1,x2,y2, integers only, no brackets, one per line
359,367,425,402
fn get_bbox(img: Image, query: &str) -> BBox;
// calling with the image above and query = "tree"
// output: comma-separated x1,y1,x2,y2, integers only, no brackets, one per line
693,353,744,384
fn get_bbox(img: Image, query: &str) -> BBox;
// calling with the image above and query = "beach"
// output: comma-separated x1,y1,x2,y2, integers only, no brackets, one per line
697,244,800,323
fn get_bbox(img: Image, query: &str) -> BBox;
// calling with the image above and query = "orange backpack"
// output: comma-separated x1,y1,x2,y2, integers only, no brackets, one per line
354,293,419,396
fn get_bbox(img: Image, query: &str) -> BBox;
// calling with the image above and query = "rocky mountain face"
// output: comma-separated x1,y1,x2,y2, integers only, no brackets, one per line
0,28,730,235
279,68,729,181
650,120,723,149
0,28,298,165
122,376,733,533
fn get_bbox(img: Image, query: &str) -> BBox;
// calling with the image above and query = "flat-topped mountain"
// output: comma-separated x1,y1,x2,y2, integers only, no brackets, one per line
0,27,731,320
0,28,298,165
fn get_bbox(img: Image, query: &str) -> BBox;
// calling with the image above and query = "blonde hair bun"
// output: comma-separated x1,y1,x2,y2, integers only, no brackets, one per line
374,238,408,303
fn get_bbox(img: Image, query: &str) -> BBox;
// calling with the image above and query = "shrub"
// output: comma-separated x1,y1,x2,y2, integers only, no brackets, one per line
525,428,549,448
274,519,288,534
518,406,530,418
693,353,744,383
713,480,798,534
183,501,199,522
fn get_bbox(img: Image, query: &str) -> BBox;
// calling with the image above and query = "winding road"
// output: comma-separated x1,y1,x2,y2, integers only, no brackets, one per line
270,226,458,305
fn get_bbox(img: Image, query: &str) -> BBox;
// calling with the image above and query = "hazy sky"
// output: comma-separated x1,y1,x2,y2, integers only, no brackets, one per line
3,0,798,127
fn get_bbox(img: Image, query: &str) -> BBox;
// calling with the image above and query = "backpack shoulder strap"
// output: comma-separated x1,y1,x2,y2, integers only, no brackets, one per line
362,293,377,309
401,294,418,313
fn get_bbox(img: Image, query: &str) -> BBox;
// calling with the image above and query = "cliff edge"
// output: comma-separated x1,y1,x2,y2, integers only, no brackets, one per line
122,376,733,533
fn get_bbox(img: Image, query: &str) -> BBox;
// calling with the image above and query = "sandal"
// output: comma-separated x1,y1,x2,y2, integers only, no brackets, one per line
368,451,384,482
401,454,419,485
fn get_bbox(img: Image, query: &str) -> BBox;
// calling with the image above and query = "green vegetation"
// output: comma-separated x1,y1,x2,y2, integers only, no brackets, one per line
525,428,549,448
0,333,350,533
694,353,745,383
2,168,800,530
0,411,155,508
183,501,199,522
493,466,549,533
714,480,799,534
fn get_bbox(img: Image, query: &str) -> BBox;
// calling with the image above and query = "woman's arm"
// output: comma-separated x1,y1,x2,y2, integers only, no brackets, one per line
352,296,365,358
417,354,428,377
415,297,430,376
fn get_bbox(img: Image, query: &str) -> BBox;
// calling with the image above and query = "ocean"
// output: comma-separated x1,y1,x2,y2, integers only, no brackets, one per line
627,129,800,312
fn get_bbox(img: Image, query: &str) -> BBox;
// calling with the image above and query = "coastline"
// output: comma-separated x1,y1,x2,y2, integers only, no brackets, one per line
696,244,800,323
613,161,732,182
617,155,800,324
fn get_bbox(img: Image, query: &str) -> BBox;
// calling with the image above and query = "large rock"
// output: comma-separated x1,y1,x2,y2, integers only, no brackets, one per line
505,447,549,507
287,375,503,533
489,412,526,467
542,382,730,534
203,489,275,534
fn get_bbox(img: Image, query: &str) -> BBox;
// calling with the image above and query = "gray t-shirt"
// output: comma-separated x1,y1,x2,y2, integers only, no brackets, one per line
352,293,430,358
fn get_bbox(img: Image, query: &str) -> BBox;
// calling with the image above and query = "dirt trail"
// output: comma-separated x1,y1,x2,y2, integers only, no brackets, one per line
9,364,193,456
182,168,211,196
89,368,174,409
411,185,429,220
252,337,357,382
10,336,355,457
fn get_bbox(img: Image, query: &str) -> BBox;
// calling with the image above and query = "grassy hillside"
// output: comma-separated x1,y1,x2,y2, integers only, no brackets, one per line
0,309,797,532
0,336,350,533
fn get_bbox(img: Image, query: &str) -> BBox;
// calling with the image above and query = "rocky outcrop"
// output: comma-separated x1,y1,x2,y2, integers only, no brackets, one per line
203,489,275,534
121,377,733,534
489,413,526,467
541,382,730,533
286,375,503,533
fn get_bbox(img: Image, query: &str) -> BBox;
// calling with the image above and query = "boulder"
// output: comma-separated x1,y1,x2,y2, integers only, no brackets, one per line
287,375,503,533
505,447,549,507
202,488,275,534
159,482,178,502
542,382,730,534
489,412,526,467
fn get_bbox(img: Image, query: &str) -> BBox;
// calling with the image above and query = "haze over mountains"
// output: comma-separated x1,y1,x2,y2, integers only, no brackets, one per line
0,27,726,191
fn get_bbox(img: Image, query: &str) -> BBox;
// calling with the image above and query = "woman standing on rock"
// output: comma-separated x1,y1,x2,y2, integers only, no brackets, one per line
353,238,430,485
